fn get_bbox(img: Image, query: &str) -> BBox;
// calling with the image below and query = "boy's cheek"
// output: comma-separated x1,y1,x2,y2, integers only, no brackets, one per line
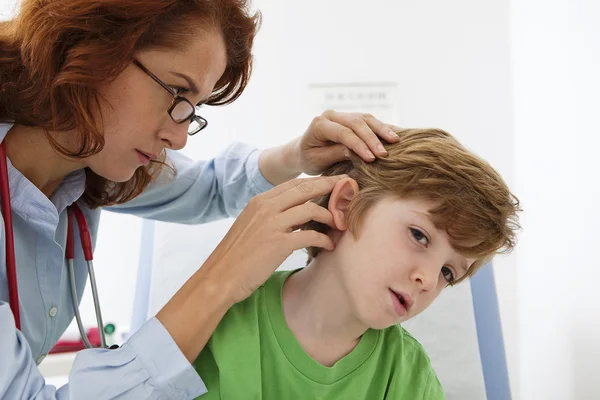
403,292,441,321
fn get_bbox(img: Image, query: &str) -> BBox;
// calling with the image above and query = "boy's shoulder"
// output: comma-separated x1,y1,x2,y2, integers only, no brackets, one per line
380,324,433,363
378,324,445,398
379,323,423,349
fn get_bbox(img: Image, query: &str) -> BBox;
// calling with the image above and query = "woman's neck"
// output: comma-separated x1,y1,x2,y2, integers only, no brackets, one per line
4,124,85,198
282,253,369,367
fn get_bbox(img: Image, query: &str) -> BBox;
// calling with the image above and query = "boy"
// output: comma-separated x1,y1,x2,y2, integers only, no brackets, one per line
193,128,520,399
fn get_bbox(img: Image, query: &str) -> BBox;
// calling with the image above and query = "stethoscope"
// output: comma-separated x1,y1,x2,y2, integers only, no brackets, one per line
0,141,108,349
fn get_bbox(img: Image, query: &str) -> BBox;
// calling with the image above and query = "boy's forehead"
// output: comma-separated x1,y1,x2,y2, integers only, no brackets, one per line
382,195,440,214
374,197,438,227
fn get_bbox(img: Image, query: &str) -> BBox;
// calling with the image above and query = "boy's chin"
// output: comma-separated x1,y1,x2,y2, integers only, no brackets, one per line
362,315,402,331
372,311,419,329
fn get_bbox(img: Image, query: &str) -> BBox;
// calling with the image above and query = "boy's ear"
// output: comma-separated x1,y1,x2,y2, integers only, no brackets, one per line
328,178,359,231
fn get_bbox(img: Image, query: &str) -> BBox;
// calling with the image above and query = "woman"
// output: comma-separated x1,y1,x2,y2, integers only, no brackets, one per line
0,0,400,398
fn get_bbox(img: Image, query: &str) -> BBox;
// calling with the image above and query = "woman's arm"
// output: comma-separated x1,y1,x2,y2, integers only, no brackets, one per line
109,111,399,224
156,175,343,362
0,302,207,399
107,143,273,224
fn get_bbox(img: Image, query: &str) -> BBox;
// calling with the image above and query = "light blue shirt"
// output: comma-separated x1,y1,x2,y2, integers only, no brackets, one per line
0,122,274,399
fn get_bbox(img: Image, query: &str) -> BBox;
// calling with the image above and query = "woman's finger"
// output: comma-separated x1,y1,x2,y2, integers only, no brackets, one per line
279,201,336,231
316,143,350,164
361,115,401,143
318,117,376,161
272,175,345,212
325,111,387,158
289,229,336,252
386,124,402,133
257,175,337,201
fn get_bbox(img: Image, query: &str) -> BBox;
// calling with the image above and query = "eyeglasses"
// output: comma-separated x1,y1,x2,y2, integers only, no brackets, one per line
133,59,207,136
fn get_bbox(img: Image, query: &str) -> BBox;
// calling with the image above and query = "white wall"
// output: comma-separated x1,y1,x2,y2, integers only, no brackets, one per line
511,0,600,398
0,0,17,19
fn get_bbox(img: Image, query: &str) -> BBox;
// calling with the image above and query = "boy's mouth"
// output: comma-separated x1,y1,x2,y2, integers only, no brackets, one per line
390,289,414,316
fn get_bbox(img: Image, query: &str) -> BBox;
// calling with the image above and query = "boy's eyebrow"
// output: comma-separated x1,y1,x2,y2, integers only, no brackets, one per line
411,209,434,222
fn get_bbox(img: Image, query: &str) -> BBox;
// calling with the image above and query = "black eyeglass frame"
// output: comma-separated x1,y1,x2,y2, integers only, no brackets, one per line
133,59,207,136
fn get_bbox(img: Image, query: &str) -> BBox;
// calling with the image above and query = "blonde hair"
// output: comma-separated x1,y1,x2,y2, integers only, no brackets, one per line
303,128,521,283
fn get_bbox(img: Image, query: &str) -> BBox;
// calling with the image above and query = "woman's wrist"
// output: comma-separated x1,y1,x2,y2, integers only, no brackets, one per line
258,139,302,185
156,267,234,363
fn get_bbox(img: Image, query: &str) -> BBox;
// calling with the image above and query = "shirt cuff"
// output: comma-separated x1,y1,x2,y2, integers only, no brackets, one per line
127,317,207,399
247,148,275,194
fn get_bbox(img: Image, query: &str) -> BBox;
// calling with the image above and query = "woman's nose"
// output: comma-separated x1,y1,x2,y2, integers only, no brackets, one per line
159,123,188,150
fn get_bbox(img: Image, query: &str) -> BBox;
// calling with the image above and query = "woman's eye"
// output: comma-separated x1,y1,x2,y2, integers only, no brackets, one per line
441,266,455,284
410,228,429,246
170,86,188,95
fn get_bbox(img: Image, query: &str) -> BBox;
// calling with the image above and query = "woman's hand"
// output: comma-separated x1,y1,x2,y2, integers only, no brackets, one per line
259,110,400,184
295,110,401,175
157,175,344,361
198,174,345,304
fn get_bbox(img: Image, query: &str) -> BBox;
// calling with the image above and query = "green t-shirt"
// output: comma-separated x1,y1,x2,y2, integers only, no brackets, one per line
194,270,445,399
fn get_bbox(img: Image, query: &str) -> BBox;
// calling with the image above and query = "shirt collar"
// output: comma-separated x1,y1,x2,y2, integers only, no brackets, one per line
0,122,87,224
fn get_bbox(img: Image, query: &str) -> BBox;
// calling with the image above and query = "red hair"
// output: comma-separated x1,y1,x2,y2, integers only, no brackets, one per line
0,0,260,207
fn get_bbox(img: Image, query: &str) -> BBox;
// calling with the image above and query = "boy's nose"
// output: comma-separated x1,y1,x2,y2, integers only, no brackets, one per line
411,262,440,292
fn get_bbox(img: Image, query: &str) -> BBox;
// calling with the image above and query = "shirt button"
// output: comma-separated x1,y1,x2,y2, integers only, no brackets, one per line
49,307,58,317
37,354,46,364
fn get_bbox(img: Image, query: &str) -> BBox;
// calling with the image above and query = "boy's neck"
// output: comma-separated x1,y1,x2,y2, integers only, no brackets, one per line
282,253,369,367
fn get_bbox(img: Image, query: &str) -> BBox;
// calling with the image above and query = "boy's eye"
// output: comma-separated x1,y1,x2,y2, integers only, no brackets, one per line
410,228,429,246
441,266,455,284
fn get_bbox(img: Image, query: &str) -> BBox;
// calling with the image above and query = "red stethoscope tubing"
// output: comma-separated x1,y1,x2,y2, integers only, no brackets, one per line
0,142,93,332
0,142,19,328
